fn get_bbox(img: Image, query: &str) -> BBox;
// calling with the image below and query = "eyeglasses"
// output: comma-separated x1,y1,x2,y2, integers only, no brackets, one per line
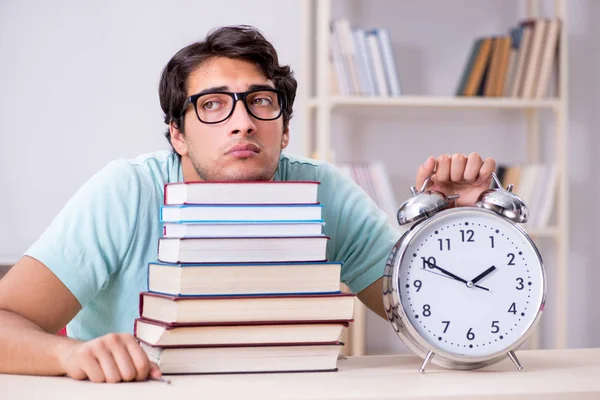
180,88,285,124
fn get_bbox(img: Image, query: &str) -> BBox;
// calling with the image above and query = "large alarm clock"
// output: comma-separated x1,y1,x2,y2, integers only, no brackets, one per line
383,173,546,373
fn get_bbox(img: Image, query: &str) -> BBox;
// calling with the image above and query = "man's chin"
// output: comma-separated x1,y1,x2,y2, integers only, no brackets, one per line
216,166,276,182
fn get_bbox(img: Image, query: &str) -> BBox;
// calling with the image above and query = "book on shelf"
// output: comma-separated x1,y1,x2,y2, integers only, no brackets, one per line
457,17,561,99
157,236,330,264
337,161,400,232
139,292,356,324
134,318,350,347
329,18,402,96
163,180,320,205
140,341,343,374
496,163,559,229
147,261,342,296
162,220,324,238
160,203,323,222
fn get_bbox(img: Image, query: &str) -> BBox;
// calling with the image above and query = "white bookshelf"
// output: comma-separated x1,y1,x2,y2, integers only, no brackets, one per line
301,0,569,353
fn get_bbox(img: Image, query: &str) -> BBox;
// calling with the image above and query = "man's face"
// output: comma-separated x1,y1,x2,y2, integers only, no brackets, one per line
171,57,289,182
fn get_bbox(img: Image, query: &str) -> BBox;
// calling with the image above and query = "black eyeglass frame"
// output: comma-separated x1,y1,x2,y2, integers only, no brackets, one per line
179,88,285,125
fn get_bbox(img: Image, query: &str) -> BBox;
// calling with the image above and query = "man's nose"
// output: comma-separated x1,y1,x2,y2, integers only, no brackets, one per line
229,100,257,136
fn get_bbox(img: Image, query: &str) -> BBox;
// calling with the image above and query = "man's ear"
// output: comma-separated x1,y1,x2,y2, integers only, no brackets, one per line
281,126,290,149
170,121,188,156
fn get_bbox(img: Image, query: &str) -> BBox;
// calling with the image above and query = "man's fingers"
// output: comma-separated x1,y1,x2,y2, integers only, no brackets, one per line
149,362,163,380
480,157,496,182
93,341,121,383
109,336,139,382
78,348,106,383
464,153,483,182
435,155,451,183
450,153,467,182
123,335,152,381
415,156,435,189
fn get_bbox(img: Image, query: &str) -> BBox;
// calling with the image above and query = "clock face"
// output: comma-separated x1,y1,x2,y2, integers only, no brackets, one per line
397,208,545,358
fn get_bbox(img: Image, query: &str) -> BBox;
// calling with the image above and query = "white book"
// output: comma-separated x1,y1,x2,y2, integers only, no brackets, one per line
160,204,322,222
147,261,342,296
365,32,389,96
352,29,376,95
372,28,402,96
511,24,533,97
330,25,351,95
139,291,356,324
135,318,348,347
162,221,324,238
140,342,343,374
534,18,561,99
157,236,329,264
333,19,361,95
164,181,319,205
521,19,548,98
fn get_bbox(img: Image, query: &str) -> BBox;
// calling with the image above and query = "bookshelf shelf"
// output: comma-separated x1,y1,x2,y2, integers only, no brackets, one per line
302,0,569,354
308,96,560,110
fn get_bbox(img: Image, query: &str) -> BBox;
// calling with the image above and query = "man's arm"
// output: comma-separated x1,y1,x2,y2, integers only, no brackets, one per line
357,277,387,319
0,256,161,382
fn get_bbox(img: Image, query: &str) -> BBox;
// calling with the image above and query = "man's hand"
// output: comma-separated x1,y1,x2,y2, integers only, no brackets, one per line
57,333,162,383
415,153,496,207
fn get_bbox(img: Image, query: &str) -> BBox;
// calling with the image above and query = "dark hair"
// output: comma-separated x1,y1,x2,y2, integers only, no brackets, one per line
159,25,297,149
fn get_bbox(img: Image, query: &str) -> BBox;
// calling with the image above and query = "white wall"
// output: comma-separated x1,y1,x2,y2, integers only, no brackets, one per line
0,0,305,262
1,0,599,351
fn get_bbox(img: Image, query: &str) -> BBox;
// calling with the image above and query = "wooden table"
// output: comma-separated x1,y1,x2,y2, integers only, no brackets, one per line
3,348,599,399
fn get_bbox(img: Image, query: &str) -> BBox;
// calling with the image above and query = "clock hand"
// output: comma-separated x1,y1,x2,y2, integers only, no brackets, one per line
420,267,490,291
422,259,469,284
422,260,489,291
469,266,497,285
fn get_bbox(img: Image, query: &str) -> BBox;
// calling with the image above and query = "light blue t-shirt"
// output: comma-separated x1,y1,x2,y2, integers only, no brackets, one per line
25,151,400,340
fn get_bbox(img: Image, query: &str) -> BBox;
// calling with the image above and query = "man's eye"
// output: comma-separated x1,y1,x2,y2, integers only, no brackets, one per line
202,101,222,110
251,97,272,106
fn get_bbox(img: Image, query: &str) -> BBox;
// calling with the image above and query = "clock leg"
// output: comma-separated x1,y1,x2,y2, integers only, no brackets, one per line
507,350,523,371
419,351,435,374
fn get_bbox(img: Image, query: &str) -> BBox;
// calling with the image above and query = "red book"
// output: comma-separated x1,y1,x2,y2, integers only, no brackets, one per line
139,291,356,324
134,317,350,347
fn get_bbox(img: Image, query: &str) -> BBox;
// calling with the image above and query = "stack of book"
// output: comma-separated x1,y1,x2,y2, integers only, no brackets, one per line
135,181,356,374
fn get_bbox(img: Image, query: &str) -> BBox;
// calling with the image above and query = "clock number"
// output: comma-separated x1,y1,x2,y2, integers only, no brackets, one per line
438,238,451,251
421,256,436,269
422,304,431,317
489,236,495,248
460,229,475,242
442,321,450,333
516,277,524,290
508,302,517,315
507,253,516,266
413,280,422,292
491,321,500,334
466,328,475,340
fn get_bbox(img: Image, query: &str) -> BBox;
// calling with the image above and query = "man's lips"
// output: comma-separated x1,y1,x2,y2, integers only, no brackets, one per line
226,143,260,157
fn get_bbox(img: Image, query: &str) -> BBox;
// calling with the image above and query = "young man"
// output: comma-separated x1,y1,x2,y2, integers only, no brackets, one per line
0,26,495,383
